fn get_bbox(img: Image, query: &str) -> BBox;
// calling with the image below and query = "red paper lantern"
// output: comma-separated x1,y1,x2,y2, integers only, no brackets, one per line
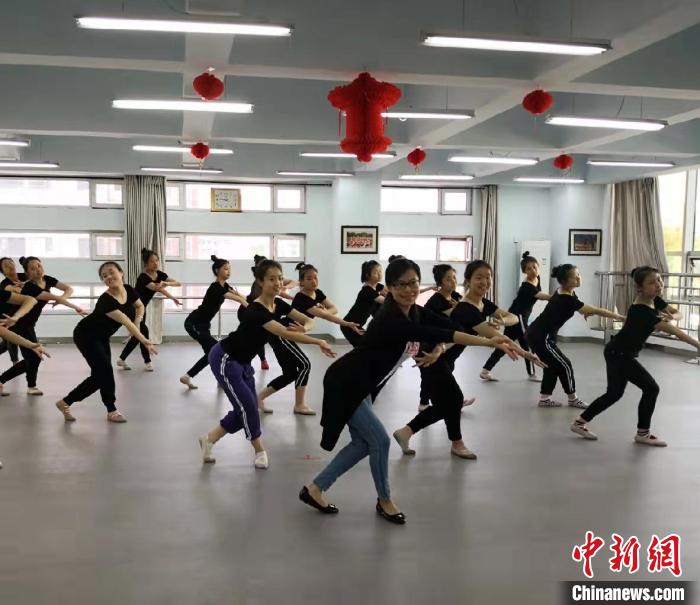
522,89,554,115
553,154,574,170
328,72,401,162
407,147,427,168
190,142,210,161
193,72,224,101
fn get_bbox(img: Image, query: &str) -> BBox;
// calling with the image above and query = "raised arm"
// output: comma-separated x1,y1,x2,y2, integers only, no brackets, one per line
106,309,157,356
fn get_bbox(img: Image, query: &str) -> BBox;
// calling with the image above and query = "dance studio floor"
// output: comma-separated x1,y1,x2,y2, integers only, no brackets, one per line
0,341,697,604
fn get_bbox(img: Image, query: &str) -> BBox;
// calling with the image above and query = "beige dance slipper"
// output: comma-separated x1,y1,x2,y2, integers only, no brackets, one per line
55,400,76,422
451,446,477,460
293,406,316,416
107,411,127,423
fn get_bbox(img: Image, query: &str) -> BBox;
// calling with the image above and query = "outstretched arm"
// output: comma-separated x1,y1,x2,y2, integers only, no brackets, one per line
106,309,157,356
579,304,625,322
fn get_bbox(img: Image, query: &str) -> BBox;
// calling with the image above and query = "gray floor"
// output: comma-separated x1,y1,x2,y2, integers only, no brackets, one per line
0,341,697,604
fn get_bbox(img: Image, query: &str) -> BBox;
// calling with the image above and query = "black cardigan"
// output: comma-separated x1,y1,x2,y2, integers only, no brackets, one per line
320,296,457,451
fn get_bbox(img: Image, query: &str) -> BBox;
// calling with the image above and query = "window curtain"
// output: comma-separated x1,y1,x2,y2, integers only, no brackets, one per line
479,185,498,301
123,175,167,343
610,177,668,313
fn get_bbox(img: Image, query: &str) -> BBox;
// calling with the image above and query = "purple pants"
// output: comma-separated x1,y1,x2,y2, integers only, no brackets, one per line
208,343,261,441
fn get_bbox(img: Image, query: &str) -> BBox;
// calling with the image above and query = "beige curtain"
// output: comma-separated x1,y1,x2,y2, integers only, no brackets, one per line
610,178,668,313
123,175,167,343
479,185,498,301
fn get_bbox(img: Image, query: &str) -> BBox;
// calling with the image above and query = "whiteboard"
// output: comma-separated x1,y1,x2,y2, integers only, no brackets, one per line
520,240,551,323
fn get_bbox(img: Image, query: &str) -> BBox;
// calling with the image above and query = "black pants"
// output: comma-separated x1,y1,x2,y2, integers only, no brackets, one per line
341,325,364,348
408,359,463,441
185,317,218,378
0,338,19,363
527,329,575,396
266,336,311,391
64,330,116,412
0,326,40,387
580,347,659,430
119,314,151,363
483,317,534,375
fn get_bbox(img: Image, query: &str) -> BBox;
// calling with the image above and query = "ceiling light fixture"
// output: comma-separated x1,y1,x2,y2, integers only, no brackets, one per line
587,160,675,168
0,139,30,147
422,33,610,56
399,174,474,181
77,17,291,37
133,145,233,155
449,155,538,165
141,167,223,174
0,161,59,168
545,116,666,131
382,110,474,120
299,152,395,159
113,100,253,113
514,177,584,184
277,171,354,177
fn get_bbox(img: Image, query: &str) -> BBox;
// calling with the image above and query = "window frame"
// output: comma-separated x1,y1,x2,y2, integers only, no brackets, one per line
273,234,306,262
439,189,473,215
438,236,474,262
90,179,124,209
90,232,126,261
182,182,274,213
379,234,473,262
273,185,306,213
380,186,440,215
165,182,185,211
165,233,185,262
0,229,93,260
0,177,92,209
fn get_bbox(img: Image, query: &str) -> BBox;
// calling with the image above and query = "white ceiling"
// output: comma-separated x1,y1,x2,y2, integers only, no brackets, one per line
1,0,700,185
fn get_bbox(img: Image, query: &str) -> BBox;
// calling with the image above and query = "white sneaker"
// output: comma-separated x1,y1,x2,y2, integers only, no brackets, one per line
568,398,589,409
528,374,542,382
418,403,430,412
570,421,598,440
27,387,43,396
538,398,563,407
180,375,198,389
254,450,269,469
634,433,667,447
199,436,216,463
117,359,131,371
480,370,498,382
144,363,154,372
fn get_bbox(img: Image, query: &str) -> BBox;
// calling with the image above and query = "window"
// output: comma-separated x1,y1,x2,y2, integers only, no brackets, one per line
166,183,182,209
91,233,124,260
274,186,305,212
0,231,91,258
165,234,184,261
381,188,439,213
185,184,272,211
379,235,473,262
0,179,90,206
695,176,700,252
274,235,305,262
185,234,271,260
440,190,472,214
658,172,687,282
44,284,98,313
92,182,123,207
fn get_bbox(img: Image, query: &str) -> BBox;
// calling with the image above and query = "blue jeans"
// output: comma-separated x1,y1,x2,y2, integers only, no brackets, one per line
314,396,391,500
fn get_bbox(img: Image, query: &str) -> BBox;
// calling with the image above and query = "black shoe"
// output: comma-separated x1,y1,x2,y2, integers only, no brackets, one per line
299,486,339,514
376,499,406,525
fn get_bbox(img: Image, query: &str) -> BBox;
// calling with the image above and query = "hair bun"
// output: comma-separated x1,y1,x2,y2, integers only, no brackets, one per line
522,251,530,259
19,256,26,264
550,266,560,279
141,247,148,254
630,267,639,278
295,261,306,271
210,255,218,262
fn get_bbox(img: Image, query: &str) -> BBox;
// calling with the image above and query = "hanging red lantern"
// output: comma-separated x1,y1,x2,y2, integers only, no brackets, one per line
328,72,401,162
553,154,574,170
407,147,427,169
190,142,210,161
522,89,554,115
193,71,224,101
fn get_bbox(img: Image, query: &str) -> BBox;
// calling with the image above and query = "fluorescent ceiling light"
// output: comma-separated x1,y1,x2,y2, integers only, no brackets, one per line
514,177,584,184
141,167,223,174
113,100,253,113
277,171,354,177
422,33,609,55
0,161,59,168
0,139,30,147
546,115,666,131
587,159,675,168
299,152,395,159
133,145,233,155
449,155,537,165
400,174,474,181
382,110,473,120
77,17,291,37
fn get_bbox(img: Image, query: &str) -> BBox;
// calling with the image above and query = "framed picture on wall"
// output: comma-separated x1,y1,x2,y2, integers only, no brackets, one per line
341,226,379,254
211,188,241,212
568,229,602,256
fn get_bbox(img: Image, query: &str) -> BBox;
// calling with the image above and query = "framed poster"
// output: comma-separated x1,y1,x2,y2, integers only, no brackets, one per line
568,229,602,256
211,188,241,212
341,226,378,254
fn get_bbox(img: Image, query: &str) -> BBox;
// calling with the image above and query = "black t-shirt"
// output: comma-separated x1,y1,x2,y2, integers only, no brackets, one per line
17,276,59,329
220,298,292,363
424,291,461,314
135,270,168,307
190,281,233,324
292,289,327,318
75,285,139,340
0,274,26,316
344,283,384,326
446,298,498,363
509,281,541,320
608,297,668,356
528,291,584,337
